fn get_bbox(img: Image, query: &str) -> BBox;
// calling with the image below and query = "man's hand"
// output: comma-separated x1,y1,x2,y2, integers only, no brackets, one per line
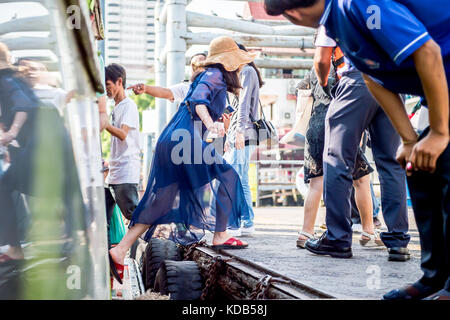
235,132,245,150
396,143,415,174
127,84,145,95
401,131,449,175
322,83,332,98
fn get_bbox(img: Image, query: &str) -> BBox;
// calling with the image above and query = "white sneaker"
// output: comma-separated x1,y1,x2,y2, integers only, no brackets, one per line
241,225,255,236
227,228,242,237
352,223,363,233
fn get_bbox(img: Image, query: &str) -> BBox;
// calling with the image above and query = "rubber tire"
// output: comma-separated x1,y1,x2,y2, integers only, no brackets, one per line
130,239,146,273
153,260,203,300
129,240,140,260
142,238,182,290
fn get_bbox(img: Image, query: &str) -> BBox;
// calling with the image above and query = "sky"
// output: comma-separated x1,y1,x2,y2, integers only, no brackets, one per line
0,0,246,23
186,0,248,55
0,2,47,23
187,0,246,19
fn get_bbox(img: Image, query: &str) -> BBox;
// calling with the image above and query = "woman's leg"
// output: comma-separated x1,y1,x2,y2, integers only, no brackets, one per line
299,176,323,240
110,223,150,265
0,176,24,260
212,171,247,246
353,175,375,235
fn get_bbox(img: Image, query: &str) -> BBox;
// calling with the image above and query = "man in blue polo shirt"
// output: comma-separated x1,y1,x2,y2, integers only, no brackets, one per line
264,0,450,300
312,26,410,260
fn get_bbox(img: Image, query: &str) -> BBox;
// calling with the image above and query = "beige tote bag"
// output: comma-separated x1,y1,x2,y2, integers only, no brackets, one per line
280,89,313,144
296,89,314,136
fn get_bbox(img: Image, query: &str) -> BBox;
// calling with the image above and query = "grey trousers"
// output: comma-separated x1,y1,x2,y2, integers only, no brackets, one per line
323,71,410,249
105,183,139,246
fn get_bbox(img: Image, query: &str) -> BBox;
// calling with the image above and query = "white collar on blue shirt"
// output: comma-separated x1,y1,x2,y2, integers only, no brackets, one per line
319,0,333,25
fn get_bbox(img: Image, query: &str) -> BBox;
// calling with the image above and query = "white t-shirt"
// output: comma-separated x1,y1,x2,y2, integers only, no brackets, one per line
169,82,190,105
107,97,141,185
315,25,353,77
33,85,67,116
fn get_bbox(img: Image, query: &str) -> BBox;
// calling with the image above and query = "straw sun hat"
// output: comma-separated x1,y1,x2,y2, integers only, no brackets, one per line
195,36,258,72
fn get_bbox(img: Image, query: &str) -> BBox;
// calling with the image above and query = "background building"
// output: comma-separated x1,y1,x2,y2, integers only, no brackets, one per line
104,0,156,83
242,1,314,129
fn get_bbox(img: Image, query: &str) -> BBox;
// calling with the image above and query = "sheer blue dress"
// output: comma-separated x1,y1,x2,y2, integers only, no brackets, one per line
130,68,250,245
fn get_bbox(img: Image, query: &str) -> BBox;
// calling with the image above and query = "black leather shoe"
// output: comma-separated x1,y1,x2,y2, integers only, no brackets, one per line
305,233,352,258
383,282,440,300
388,247,411,261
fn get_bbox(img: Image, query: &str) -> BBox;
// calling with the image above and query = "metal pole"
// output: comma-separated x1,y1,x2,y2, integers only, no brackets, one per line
0,36,52,50
254,58,313,70
186,11,314,37
166,0,187,120
0,15,50,34
155,0,167,136
184,32,314,49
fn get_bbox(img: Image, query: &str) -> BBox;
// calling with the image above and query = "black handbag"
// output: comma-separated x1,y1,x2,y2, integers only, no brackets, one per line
251,100,278,147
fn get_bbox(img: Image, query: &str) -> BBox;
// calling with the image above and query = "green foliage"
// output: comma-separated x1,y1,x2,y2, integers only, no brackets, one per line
101,79,155,159
101,129,111,160
129,79,156,130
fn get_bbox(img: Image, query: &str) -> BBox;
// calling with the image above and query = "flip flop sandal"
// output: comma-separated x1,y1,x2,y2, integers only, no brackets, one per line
212,237,248,250
109,253,124,285
359,231,384,248
296,231,316,249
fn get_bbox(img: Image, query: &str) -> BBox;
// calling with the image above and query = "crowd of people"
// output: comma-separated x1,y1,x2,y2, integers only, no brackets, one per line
263,0,449,300
0,0,449,301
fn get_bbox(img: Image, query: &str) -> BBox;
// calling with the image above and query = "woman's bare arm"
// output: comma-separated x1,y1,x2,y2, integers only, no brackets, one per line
195,104,224,136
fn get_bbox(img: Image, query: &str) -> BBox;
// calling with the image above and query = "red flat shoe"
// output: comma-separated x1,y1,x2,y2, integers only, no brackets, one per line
109,253,124,285
212,237,248,250
0,254,14,263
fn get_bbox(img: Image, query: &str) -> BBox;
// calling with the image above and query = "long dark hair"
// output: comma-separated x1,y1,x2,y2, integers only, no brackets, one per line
236,43,264,88
201,63,242,96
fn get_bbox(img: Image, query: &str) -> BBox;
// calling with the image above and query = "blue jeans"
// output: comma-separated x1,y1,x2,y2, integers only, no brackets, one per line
371,182,380,218
223,144,256,228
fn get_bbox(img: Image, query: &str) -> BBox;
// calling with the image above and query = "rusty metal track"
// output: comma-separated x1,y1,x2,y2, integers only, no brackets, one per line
191,246,335,300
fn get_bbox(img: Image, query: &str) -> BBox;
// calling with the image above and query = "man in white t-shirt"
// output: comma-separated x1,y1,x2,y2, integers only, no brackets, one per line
104,63,141,242
127,52,207,106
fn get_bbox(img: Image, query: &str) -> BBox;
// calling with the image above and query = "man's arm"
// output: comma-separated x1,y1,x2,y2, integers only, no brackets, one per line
410,39,450,172
128,84,174,102
363,41,450,174
106,124,130,141
98,95,109,132
413,40,449,137
314,46,334,87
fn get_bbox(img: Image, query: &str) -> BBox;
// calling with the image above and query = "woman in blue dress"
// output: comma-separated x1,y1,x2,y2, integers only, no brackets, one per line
109,36,257,282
